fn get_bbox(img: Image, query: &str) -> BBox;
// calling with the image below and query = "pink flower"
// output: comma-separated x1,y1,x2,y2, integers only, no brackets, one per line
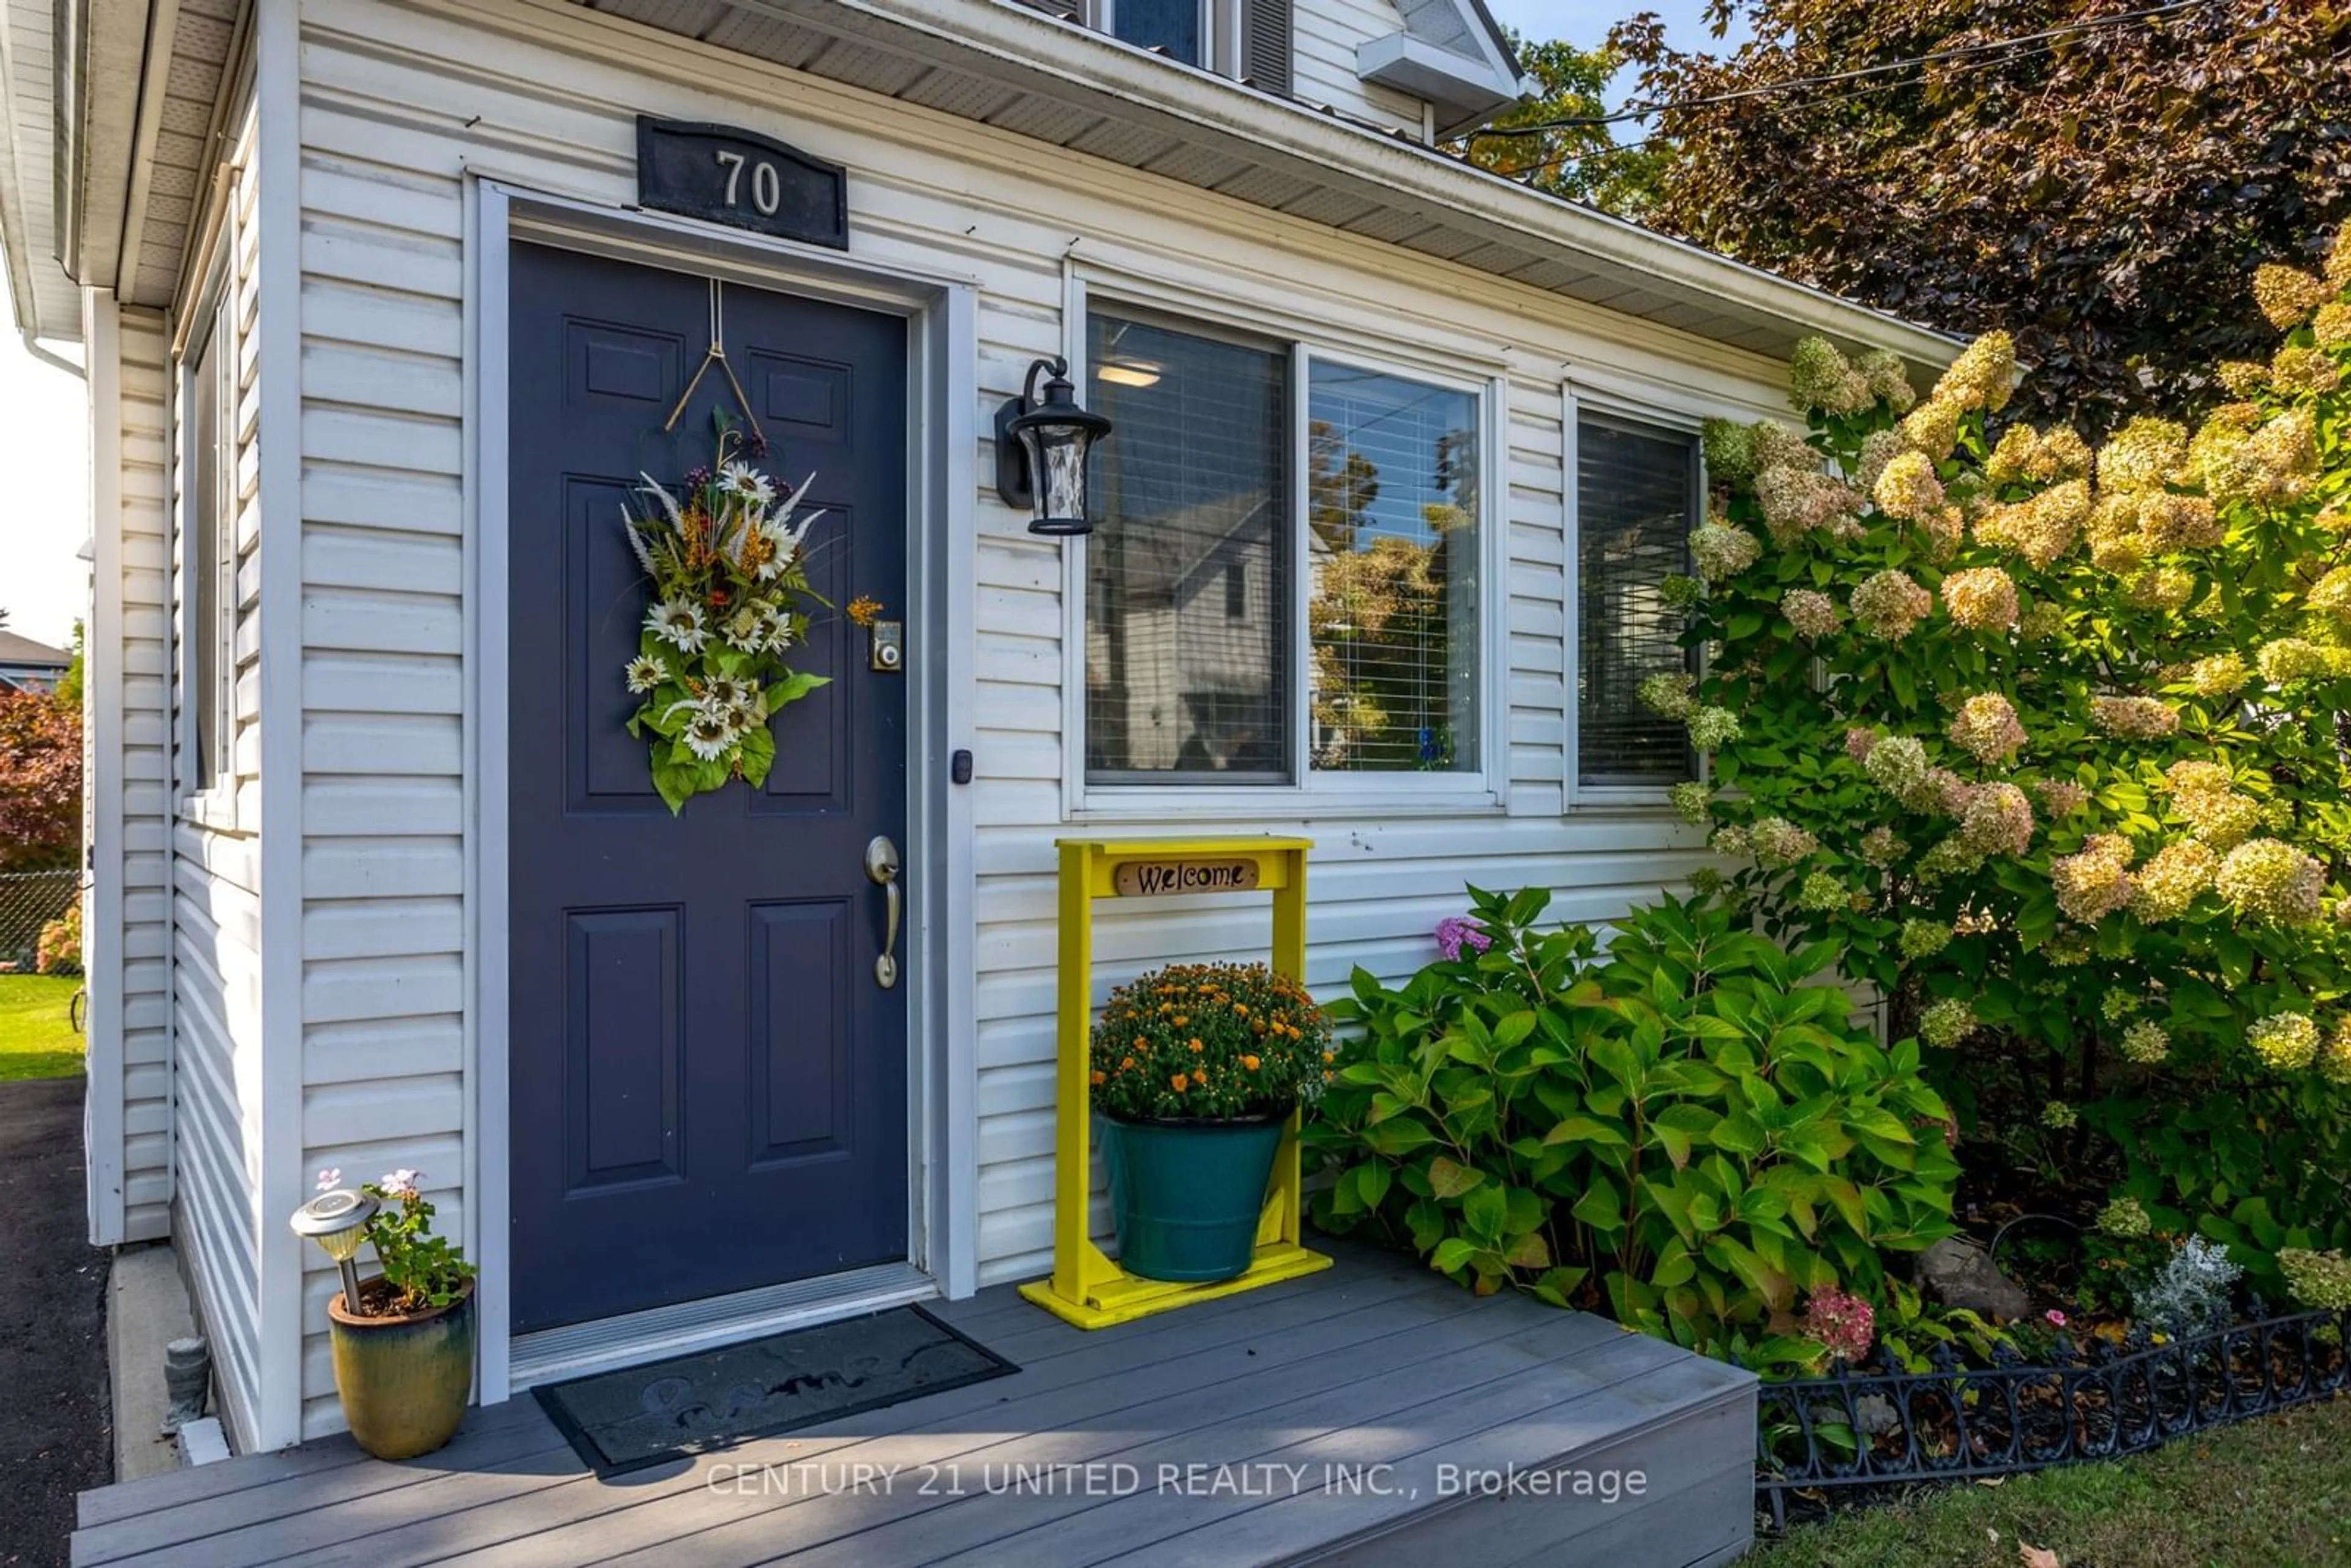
2044,1309,2069,1329
1434,917,1492,962
1803,1287,1876,1366
378,1169,422,1201
315,1168,342,1193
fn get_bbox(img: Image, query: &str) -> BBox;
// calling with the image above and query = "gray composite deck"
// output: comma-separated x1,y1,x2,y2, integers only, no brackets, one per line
71,1240,1757,1567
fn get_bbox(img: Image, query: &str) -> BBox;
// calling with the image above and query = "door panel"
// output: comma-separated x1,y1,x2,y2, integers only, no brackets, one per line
508,241,911,1334
746,899,853,1161
563,908,683,1191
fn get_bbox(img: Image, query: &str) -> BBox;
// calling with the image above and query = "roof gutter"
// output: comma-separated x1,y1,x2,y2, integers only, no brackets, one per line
751,0,1960,367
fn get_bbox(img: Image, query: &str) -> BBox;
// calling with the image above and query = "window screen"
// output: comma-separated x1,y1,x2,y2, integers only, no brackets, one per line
1307,363,1479,773
1577,415,1698,787
1084,312,1290,781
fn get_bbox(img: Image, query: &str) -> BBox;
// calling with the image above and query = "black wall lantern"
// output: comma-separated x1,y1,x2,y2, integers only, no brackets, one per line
996,356,1112,536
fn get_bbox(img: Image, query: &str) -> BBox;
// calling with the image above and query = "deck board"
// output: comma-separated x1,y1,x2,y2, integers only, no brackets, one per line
72,1400,553,1531
258,1263,1477,1568
73,1241,1757,1567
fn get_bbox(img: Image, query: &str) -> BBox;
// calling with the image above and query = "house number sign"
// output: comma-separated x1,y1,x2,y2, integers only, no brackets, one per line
1111,859,1264,898
635,118,849,250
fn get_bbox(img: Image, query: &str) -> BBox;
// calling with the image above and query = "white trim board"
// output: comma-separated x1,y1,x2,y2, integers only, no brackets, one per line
463,180,981,1401
252,0,309,1452
83,291,129,1248
508,1263,937,1392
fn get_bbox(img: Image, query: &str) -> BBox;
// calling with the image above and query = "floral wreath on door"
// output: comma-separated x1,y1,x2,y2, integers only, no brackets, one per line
620,412,880,813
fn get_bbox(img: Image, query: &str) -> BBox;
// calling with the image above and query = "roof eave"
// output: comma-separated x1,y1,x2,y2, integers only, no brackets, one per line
739,0,1962,372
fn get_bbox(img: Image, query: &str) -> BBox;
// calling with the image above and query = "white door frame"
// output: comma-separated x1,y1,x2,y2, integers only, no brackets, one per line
463,178,980,1400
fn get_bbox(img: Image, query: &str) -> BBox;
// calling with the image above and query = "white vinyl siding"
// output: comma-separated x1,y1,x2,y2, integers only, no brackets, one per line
86,302,177,1248
1294,0,1426,134
291,43,470,1439
167,90,270,1449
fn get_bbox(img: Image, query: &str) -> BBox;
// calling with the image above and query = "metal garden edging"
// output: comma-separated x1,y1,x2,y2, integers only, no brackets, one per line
1756,1303,2351,1529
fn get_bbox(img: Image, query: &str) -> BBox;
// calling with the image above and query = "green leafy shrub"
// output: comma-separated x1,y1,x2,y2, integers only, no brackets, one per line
1303,887,1959,1364
1090,962,1331,1121
1670,227,2351,1296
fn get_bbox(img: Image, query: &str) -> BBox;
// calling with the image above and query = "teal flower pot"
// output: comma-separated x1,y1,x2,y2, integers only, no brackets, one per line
1100,1111,1286,1283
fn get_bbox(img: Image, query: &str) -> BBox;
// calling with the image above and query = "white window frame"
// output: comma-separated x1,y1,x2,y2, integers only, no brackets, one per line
1562,378,1720,812
1065,276,1509,819
173,235,240,826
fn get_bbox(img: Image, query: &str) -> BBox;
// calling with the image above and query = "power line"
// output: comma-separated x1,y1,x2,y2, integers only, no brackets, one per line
1479,36,2061,184
1471,0,2224,140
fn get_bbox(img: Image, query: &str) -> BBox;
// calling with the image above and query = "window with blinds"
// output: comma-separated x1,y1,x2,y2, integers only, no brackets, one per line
1307,362,1479,773
1577,415,1699,788
1065,1,1292,91
1084,312,1291,781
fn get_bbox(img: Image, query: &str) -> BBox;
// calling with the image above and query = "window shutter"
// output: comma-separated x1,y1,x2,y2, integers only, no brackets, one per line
1241,0,1294,96
1577,415,1700,788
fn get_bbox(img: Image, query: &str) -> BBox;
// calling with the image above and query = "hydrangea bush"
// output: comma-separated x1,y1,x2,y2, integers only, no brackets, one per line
1305,887,1957,1365
1666,227,2351,1296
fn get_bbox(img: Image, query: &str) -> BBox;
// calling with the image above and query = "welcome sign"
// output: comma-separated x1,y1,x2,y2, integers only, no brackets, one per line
1111,858,1263,898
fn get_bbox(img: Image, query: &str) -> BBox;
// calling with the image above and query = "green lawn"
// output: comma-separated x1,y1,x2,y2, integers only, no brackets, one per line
0,973,84,1080
1748,1390,2351,1567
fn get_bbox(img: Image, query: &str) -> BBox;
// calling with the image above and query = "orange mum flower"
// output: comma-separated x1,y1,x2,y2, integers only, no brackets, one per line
1170,1073,1189,1092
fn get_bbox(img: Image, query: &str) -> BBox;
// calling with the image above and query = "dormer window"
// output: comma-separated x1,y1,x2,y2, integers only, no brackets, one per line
1106,0,1204,66
1068,1,1294,96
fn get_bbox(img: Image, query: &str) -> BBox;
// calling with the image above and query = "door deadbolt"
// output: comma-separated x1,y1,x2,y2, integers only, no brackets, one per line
869,620,904,673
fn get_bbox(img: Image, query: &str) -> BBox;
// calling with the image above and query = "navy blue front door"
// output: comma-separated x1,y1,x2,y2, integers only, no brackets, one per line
508,242,910,1334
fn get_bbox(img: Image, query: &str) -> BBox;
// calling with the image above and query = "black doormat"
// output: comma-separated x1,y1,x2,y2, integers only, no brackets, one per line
533,1304,1018,1476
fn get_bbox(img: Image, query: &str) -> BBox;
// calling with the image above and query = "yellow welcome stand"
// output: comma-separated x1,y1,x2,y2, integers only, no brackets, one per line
1018,836,1333,1329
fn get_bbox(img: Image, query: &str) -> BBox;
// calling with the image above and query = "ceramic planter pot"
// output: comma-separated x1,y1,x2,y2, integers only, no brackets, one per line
1100,1111,1286,1283
327,1278,475,1460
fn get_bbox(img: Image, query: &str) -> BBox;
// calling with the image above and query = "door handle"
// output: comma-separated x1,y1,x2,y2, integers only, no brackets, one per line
866,835,901,989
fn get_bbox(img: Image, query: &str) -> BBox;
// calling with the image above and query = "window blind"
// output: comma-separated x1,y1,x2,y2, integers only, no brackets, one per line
1577,415,1698,787
1084,312,1291,781
1307,362,1479,773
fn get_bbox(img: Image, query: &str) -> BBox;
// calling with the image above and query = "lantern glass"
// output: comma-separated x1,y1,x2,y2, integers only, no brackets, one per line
1022,423,1093,535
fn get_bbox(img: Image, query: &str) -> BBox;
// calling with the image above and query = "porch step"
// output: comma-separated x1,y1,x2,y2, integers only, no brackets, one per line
72,1239,1755,1567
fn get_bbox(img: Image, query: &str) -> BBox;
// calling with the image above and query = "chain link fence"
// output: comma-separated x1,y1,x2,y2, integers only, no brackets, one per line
0,868,81,975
